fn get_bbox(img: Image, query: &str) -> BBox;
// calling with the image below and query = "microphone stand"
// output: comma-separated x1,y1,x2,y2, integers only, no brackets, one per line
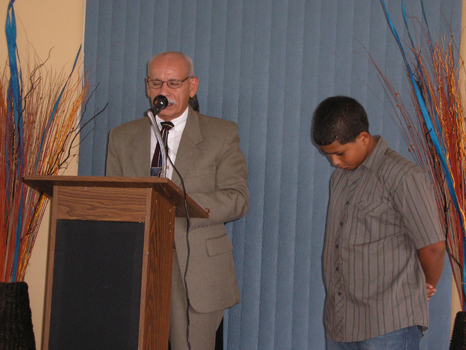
145,108,168,178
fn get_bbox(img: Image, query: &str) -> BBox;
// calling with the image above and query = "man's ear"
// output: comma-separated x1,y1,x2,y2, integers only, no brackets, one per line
145,77,151,98
189,77,199,97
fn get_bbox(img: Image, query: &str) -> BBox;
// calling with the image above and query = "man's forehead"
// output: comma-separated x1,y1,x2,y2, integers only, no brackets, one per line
149,60,187,77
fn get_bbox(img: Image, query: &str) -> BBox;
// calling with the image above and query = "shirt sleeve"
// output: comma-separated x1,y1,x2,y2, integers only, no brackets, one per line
395,171,445,249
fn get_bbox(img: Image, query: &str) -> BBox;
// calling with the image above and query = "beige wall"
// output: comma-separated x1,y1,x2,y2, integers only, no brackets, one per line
0,0,85,346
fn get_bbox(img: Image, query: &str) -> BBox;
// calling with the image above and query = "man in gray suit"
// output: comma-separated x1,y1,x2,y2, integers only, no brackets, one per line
106,51,249,350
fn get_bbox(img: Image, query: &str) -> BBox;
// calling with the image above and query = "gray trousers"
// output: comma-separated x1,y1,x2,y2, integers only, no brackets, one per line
169,250,224,350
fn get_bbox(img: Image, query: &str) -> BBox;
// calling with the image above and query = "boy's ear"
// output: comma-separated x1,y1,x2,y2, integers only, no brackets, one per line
357,131,370,145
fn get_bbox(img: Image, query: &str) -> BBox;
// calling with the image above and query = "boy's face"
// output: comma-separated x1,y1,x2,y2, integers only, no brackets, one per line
319,132,370,171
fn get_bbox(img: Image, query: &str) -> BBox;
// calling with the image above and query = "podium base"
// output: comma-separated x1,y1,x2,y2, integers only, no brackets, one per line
0,282,36,350
451,311,466,350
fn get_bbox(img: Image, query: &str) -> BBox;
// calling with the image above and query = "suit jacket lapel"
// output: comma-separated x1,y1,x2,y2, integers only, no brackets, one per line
172,108,201,186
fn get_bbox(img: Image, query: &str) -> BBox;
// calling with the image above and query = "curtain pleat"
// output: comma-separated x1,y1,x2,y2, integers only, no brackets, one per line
80,1,461,348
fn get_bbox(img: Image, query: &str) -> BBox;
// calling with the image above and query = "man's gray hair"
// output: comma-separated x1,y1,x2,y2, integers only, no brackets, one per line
148,51,194,76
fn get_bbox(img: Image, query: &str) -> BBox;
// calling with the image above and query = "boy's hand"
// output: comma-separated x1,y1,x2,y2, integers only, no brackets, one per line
418,241,445,300
426,283,436,301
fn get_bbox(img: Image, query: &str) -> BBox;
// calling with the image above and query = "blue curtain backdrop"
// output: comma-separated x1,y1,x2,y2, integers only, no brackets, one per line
80,0,461,348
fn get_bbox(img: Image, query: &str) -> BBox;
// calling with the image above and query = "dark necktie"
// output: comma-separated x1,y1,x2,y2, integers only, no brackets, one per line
151,121,174,167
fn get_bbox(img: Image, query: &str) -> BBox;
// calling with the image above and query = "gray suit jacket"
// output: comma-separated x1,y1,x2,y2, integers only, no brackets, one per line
106,107,249,313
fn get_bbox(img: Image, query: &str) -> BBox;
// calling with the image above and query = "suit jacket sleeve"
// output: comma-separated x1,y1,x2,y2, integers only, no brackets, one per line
186,121,249,229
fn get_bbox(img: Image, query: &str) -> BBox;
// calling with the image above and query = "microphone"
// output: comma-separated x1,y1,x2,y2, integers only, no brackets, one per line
144,94,169,177
152,95,168,115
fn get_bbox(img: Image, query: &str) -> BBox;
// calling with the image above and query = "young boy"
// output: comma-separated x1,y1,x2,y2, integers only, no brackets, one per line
312,96,446,350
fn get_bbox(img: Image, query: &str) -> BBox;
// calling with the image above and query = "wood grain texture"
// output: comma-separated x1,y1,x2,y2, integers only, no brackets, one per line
23,175,209,219
56,187,147,222
140,191,175,349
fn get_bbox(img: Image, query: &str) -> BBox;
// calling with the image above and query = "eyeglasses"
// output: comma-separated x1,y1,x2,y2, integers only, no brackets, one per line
146,76,191,89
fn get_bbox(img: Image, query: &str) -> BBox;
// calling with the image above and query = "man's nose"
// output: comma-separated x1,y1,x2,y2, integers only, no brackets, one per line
159,83,171,95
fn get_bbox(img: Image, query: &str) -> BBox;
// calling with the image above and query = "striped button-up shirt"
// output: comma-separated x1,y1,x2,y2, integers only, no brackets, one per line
323,136,444,342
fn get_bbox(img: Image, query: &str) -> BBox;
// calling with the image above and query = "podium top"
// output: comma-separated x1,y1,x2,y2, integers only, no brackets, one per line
23,175,209,218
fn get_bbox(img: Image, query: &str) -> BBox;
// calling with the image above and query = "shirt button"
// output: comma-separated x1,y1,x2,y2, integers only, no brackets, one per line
335,244,339,249
336,267,339,271
337,292,341,296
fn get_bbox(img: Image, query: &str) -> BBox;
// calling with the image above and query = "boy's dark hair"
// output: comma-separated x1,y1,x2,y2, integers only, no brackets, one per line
312,96,369,146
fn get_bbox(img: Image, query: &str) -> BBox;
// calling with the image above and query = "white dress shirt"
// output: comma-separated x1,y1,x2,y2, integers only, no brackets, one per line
150,107,188,179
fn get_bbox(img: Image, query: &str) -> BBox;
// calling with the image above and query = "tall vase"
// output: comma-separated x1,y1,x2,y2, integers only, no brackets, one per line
0,282,36,350
450,311,466,350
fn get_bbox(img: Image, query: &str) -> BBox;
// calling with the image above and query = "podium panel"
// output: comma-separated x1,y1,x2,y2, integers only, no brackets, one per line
49,220,144,350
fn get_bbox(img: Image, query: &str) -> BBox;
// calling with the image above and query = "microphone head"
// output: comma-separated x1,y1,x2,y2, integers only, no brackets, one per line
152,95,169,114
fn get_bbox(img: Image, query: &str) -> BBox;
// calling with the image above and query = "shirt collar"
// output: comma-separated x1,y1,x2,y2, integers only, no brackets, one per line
156,106,188,131
360,135,386,172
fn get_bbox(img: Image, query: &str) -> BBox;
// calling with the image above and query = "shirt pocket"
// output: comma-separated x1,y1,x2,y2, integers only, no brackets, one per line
206,233,233,257
354,199,395,243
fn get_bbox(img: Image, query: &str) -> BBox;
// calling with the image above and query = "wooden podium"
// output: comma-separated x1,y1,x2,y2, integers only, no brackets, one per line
23,175,209,350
